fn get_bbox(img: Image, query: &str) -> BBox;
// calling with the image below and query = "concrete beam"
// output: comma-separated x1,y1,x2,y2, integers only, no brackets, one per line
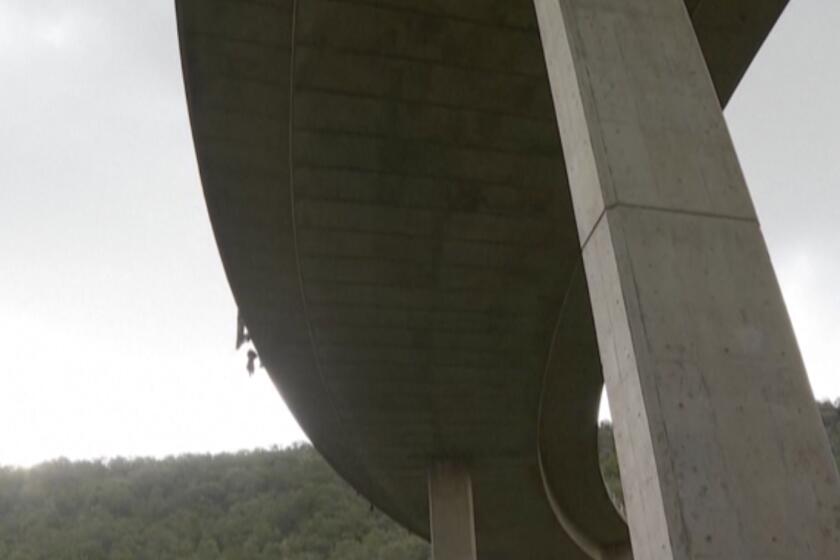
428,462,477,560
534,0,840,558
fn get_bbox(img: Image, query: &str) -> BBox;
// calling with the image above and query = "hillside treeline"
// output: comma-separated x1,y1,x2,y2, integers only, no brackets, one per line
1,401,839,559
0,445,427,560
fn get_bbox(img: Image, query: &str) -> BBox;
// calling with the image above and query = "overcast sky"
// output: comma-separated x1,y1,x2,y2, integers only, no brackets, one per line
1,1,838,468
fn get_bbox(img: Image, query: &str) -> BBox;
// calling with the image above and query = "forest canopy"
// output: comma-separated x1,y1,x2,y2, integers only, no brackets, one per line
1,401,838,559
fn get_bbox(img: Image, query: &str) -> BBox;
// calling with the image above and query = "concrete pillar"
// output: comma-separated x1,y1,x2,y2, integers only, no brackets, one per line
534,0,840,559
428,462,477,560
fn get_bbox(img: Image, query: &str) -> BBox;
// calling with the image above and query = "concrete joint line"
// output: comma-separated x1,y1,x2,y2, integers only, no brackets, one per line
323,0,537,34
580,201,759,251
287,0,346,431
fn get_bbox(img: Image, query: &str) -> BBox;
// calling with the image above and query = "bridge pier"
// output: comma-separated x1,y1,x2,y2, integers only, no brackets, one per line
534,0,840,558
428,462,477,560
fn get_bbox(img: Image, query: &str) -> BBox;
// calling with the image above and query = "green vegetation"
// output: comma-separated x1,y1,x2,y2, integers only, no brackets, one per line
1,401,838,559
0,445,427,560
598,423,624,515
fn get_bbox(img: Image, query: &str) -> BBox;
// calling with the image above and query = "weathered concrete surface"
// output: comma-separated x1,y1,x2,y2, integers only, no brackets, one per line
428,463,477,560
177,2,614,557
535,0,840,558
176,0,794,557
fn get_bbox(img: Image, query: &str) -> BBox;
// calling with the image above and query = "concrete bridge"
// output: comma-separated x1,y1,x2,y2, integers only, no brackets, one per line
175,1,840,558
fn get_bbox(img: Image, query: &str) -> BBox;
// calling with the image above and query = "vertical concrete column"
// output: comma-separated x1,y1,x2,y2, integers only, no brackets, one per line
533,0,840,559
428,462,477,560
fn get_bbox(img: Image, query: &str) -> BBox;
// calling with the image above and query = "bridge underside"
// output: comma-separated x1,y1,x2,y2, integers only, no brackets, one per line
177,1,788,558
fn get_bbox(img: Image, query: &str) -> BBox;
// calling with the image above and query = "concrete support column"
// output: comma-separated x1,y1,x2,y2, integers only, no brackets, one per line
428,462,477,560
534,0,840,559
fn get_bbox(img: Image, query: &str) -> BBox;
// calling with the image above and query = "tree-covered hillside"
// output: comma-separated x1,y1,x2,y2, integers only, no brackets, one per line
0,445,427,560
1,401,838,559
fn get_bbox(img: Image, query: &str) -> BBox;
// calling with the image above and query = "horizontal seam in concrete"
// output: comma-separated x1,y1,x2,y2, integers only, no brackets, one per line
191,108,291,127
190,0,289,10
316,0,538,33
307,300,549,316
321,340,524,348
194,139,288,155
312,302,538,323
291,163,542,190
193,134,288,151
581,201,758,250
188,72,291,88
610,201,758,224
299,252,556,271
307,300,547,316
320,357,527,369
316,338,536,349
293,85,556,123
317,340,524,351
312,322,546,336
294,197,557,222
301,277,562,295
293,196,557,219
293,164,552,192
304,278,547,295
303,281,560,297
293,40,544,79
313,316,538,334
295,225,558,247
199,137,289,155
292,125,560,158
183,30,292,51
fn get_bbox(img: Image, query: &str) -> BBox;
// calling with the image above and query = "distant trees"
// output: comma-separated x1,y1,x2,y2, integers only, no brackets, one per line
0,445,427,560
598,422,624,514
1,401,838,559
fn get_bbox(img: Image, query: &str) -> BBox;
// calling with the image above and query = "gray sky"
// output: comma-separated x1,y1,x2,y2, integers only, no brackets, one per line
1,0,838,467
